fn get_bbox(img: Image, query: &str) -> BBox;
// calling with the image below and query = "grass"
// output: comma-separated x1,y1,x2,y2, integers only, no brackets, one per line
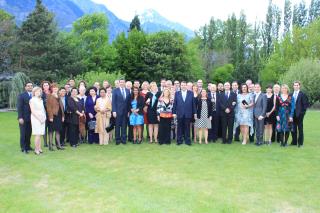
0,111,319,213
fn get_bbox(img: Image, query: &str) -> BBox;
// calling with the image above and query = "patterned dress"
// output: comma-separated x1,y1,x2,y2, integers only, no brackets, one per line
276,95,295,132
195,100,211,129
234,93,254,135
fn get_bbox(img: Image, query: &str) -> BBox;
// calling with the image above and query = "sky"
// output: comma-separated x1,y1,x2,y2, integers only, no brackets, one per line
93,0,311,31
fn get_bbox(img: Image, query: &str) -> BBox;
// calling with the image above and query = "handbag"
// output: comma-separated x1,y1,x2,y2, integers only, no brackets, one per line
88,120,96,130
160,112,173,118
106,116,115,133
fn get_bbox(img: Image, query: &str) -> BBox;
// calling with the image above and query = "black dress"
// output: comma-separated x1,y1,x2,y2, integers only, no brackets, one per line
264,94,276,125
145,91,161,124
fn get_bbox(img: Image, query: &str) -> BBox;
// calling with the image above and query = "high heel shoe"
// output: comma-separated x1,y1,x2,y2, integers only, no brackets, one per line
57,146,65,150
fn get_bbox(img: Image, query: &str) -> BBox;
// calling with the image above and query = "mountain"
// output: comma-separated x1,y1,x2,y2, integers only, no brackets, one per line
68,0,129,42
139,9,195,40
0,0,83,30
0,0,128,41
0,0,194,41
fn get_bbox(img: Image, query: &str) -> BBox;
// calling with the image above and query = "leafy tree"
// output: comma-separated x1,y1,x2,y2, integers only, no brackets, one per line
281,58,320,105
210,64,234,83
113,29,148,80
0,10,17,73
186,37,206,81
141,31,192,82
71,13,117,73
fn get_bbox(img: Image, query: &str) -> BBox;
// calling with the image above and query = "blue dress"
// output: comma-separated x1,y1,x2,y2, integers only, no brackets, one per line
234,93,254,135
129,100,144,126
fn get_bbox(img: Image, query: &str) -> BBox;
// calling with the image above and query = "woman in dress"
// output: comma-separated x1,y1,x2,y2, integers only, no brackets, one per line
78,86,87,143
129,87,144,144
234,84,254,145
67,88,85,147
276,84,295,147
140,81,149,140
192,84,199,143
145,82,161,143
85,87,99,144
29,87,46,155
46,83,65,151
41,81,50,147
195,89,212,144
157,88,174,145
106,86,113,142
95,88,112,145
264,85,277,145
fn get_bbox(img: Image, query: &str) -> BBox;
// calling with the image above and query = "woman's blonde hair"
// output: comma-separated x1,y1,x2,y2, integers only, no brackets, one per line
281,84,290,94
162,88,171,98
150,82,158,92
32,86,42,98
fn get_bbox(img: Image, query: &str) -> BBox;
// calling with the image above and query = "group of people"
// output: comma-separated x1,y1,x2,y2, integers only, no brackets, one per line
17,77,309,155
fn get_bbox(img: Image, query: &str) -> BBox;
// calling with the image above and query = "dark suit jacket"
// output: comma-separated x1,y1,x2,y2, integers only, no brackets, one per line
207,92,220,113
17,92,32,122
129,96,145,115
172,90,196,119
112,87,131,116
291,91,309,117
196,98,212,119
219,91,237,116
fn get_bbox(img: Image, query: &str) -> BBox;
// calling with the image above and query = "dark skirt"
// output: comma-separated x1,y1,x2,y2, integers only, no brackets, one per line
264,111,276,125
159,117,172,144
48,109,63,132
147,108,159,124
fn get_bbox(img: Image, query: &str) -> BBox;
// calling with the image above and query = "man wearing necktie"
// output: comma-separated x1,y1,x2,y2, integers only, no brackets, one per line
219,82,237,144
126,81,134,142
112,79,131,145
271,84,281,143
208,84,220,142
291,81,309,147
232,81,240,141
17,82,33,154
253,83,267,146
172,81,197,146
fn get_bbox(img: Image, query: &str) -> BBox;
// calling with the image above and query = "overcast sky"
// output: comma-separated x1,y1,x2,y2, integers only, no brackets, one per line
92,0,311,30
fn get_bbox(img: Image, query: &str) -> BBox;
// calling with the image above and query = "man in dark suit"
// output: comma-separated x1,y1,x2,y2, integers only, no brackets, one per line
271,84,281,143
232,81,240,141
112,79,131,145
172,81,196,146
253,83,267,146
126,81,133,142
17,82,33,153
291,81,309,147
59,87,68,146
208,84,220,142
219,82,237,144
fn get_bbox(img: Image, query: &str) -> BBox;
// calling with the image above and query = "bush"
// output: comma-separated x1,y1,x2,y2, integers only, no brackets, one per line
280,58,320,105
9,72,30,109
210,64,234,83
59,71,123,88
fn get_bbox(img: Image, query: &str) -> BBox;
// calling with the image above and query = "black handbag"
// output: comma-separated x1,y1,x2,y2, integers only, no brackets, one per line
106,117,115,133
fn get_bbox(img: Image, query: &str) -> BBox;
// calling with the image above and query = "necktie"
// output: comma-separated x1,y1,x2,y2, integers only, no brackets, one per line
294,92,298,102
212,93,216,111
225,92,229,99
28,93,32,98
121,88,126,100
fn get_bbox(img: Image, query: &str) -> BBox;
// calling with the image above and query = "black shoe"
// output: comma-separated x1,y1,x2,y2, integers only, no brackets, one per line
57,146,65,150
23,150,29,154
116,142,120,145
176,143,182,146
27,147,34,151
72,145,77,148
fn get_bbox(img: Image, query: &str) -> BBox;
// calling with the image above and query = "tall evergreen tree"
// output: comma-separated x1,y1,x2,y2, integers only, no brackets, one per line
292,0,308,27
283,0,292,37
18,0,58,82
129,15,141,31
309,0,320,23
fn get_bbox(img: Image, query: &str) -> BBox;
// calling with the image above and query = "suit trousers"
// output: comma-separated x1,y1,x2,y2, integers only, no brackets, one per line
115,114,127,144
221,114,234,143
177,117,191,145
208,111,219,142
291,113,305,146
254,118,265,144
19,121,32,151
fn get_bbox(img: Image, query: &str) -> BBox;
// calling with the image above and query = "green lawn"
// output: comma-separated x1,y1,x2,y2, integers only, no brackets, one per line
0,111,319,213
